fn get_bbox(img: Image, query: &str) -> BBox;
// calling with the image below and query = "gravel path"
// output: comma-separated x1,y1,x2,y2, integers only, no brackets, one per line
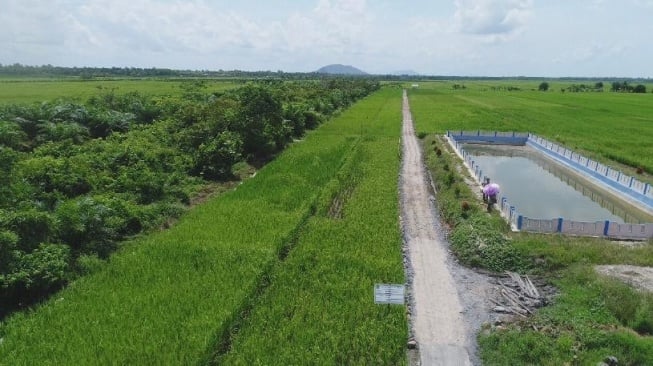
400,90,473,365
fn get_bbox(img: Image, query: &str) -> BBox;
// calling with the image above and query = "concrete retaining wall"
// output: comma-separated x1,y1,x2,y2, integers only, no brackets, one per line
447,130,528,145
527,134,653,210
447,131,653,240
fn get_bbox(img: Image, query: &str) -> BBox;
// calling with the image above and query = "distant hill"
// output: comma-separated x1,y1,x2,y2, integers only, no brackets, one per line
315,64,368,75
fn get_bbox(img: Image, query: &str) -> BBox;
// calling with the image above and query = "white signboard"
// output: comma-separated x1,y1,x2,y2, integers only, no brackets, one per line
374,284,405,305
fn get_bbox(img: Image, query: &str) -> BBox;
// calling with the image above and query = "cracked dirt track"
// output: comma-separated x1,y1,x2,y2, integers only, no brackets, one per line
400,90,472,365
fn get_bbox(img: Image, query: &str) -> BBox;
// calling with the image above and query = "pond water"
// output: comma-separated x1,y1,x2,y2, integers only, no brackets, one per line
464,144,653,224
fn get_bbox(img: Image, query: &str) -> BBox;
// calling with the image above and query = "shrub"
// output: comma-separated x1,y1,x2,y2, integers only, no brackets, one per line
449,214,524,271
55,197,119,257
0,229,19,272
0,120,28,150
1,209,55,252
193,130,243,180
0,243,70,313
18,155,92,201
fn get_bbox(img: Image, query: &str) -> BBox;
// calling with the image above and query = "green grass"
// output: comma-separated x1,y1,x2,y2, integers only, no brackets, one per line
479,265,653,365
409,82,653,175
0,79,237,104
412,85,653,365
0,88,406,364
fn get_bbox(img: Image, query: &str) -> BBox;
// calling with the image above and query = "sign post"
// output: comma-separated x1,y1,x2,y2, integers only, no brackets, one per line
374,284,405,305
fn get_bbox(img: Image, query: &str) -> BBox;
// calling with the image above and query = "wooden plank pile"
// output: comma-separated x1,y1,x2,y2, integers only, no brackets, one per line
490,272,546,317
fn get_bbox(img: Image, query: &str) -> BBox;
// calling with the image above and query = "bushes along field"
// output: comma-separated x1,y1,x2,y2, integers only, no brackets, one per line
0,79,380,316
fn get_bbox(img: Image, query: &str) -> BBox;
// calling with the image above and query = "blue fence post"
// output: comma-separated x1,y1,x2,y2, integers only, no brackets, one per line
605,167,610,176
477,130,480,136
645,183,650,196
447,131,450,137
557,218,563,233
603,220,610,236
512,131,515,137
517,215,523,230
586,159,590,167
616,172,621,182
494,131,498,137
629,177,634,188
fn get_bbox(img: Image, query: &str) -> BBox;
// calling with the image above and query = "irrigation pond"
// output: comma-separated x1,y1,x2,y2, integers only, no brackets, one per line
463,144,653,224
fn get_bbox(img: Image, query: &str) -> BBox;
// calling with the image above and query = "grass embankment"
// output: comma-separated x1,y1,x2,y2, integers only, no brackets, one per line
409,81,653,178
0,79,237,104
0,88,406,364
411,85,653,365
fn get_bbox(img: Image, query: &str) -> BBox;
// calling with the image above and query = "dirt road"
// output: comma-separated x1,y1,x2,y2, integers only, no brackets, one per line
400,90,472,365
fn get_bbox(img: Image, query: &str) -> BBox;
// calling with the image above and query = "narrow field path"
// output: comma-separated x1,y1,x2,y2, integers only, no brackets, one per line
400,90,472,365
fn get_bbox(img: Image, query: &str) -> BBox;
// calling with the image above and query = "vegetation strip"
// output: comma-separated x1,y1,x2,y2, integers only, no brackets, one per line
205,137,362,363
0,79,379,315
409,82,653,365
216,88,406,364
0,85,380,364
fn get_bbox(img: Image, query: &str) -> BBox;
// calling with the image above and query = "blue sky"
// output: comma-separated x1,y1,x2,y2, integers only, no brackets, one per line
2,0,652,77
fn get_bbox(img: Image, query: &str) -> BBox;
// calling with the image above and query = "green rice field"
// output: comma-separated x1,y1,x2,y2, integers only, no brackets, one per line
0,78,237,104
408,81,653,176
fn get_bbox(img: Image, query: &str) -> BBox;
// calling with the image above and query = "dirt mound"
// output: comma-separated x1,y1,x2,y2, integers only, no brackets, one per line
595,265,653,292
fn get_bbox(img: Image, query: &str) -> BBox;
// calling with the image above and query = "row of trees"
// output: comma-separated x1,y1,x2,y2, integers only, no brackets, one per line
610,81,647,93
538,81,649,93
0,63,371,80
0,78,380,316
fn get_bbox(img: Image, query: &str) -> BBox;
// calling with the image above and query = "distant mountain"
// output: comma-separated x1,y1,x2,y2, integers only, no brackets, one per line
315,64,368,75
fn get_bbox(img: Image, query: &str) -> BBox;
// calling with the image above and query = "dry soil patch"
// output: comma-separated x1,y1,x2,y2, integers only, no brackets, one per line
595,265,653,293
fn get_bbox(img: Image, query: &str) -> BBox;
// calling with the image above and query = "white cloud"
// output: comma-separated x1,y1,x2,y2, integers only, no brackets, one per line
31,0,374,68
1,0,651,76
453,0,533,40
634,0,653,8
282,0,373,55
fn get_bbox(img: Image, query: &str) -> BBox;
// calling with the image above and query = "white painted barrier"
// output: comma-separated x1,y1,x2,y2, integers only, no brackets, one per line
448,131,653,241
562,220,604,237
607,222,653,240
529,134,653,204
521,218,558,233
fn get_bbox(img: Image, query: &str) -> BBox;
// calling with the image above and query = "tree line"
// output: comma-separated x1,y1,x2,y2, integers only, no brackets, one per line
0,78,380,316
0,63,372,80
537,81,649,93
